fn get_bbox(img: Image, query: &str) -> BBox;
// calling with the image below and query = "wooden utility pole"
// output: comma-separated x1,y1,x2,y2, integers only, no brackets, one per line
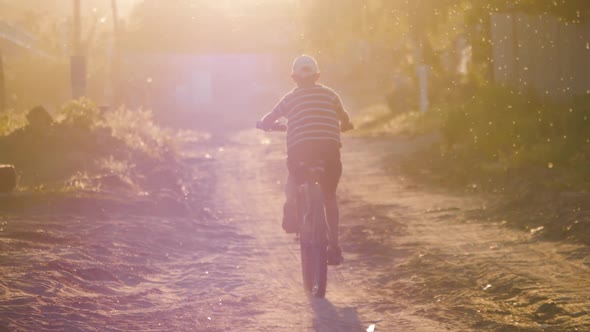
71,0,86,99
111,0,119,35
73,0,81,54
110,0,120,106
0,50,5,113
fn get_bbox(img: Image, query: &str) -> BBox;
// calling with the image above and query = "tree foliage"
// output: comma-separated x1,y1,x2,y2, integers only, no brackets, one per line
470,0,590,21
122,0,294,53
298,0,590,51
122,0,228,52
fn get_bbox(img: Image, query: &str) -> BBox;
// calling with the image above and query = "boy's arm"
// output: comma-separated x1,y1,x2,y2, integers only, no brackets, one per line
334,95,354,131
260,97,287,129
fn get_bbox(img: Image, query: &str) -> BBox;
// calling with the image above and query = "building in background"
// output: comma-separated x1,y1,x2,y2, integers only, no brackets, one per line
119,52,285,115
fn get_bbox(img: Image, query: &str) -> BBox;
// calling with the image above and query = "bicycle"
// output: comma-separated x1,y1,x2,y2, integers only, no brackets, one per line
256,121,330,298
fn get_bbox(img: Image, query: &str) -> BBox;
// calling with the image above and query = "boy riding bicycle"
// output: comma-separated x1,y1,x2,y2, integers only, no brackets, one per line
258,55,353,265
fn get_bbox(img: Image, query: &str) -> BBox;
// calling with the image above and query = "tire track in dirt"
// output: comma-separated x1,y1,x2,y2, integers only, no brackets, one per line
210,130,590,331
338,137,590,331
4,128,586,331
210,137,364,331
0,210,256,331
208,130,457,331
0,160,259,332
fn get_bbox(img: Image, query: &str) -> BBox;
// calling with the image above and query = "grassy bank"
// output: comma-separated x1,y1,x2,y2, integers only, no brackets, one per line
0,99,209,216
355,86,590,245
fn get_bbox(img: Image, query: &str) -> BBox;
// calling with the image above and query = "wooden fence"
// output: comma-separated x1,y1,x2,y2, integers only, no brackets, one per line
491,13,590,102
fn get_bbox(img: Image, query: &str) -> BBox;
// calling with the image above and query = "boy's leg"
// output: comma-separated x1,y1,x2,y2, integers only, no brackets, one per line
322,148,343,265
282,173,299,233
284,151,305,233
324,192,339,247
325,190,343,265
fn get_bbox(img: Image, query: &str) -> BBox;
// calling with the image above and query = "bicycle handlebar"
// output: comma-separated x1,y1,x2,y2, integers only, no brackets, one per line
340,121,354,132
256,121,287,132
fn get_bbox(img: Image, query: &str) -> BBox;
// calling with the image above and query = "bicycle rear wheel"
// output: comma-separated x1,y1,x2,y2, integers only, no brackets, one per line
300,184,328,298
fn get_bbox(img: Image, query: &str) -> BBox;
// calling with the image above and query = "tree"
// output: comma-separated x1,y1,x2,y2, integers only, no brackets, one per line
122,0,235,52
0,51,4,113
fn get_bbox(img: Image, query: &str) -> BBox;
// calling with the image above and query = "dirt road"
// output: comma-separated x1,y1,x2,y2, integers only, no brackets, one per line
207,130,590,331
1,129,588,331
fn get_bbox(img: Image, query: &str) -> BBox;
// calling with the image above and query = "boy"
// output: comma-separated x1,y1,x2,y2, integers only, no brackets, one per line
258,55,353,265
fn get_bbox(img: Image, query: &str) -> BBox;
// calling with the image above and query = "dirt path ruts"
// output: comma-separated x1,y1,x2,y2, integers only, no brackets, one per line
209,130,590,331
1,129,587,331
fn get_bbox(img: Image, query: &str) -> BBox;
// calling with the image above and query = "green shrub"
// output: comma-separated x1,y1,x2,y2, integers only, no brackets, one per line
103,107,177,159
0,98,198,188
58,98,101,129
436,84,590,167
0,110,26,136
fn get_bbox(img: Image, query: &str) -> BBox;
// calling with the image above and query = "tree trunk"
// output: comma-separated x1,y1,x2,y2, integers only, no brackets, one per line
0,165,17,193
410,20,430,113
110,0,120,106
73,0,81,54
0,50,5,113
71,0,86,99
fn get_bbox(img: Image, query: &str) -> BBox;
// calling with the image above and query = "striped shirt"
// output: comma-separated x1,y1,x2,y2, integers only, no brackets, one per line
270,84,346,151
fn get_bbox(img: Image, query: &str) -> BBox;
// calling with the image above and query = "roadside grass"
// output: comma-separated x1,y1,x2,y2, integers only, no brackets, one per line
355,86,590,244
356,85,590,193
0,110,27,136
354,104,439,137
0,98,207,196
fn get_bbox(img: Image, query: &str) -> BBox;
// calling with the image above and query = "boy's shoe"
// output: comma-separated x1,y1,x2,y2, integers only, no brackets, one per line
282,203,299,234
327,245,343,266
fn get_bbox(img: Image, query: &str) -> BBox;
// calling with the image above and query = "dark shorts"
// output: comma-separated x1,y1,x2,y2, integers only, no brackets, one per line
287,141,342,195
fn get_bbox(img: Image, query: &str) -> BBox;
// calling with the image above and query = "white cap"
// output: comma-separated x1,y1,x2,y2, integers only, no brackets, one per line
292,55,319,78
